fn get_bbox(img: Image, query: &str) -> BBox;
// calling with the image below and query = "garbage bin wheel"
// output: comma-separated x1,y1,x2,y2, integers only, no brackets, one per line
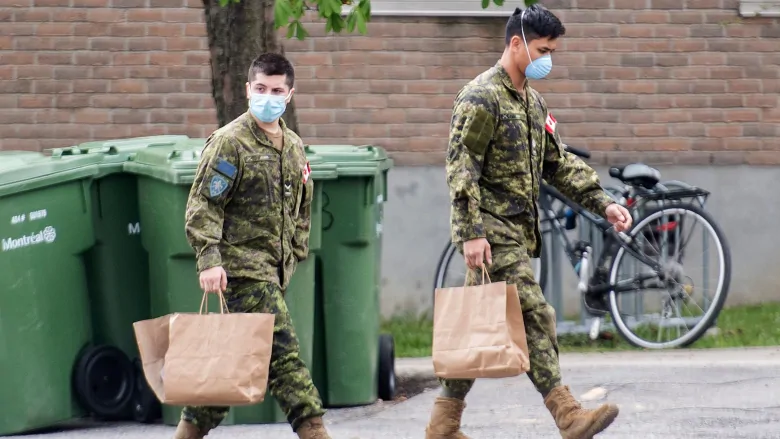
377,333,396,401
72,344,135,420
131,358,162,424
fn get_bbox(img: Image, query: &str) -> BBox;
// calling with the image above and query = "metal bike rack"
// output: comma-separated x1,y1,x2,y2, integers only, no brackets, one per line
544,180,712,337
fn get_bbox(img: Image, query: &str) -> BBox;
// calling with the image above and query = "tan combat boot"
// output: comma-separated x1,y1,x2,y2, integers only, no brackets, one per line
544,385,619,439
173,420,206,439
424,396,471,439
297,416,332,439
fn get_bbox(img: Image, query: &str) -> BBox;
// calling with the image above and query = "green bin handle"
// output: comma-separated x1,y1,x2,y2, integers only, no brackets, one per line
50,145,120,156
166,149,199,161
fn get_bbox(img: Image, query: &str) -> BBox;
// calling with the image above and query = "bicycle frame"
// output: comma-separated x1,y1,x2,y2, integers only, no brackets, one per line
537,182,692,297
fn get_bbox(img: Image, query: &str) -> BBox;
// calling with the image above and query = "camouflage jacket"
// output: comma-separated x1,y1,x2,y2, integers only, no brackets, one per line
184,111,314,290
446,62,614,257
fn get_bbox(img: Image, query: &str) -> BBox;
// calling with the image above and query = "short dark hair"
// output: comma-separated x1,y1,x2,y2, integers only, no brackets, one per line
247,53,295,89
505,4,566,46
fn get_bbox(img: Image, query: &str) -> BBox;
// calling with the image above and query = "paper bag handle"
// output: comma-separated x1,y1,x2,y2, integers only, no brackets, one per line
199,291,229,315
464,265,492,288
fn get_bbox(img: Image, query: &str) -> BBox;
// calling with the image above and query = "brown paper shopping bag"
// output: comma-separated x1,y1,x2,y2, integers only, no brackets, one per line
432,266,530,379
133,291,275,406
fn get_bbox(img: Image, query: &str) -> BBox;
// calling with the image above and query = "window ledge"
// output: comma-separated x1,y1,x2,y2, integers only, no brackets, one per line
739,0,780,17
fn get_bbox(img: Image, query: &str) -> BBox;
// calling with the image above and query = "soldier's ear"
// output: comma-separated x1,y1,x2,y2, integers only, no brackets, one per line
245,82,252,100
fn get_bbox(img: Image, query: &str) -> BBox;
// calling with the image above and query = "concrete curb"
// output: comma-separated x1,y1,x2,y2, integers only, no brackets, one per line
395,346,780,381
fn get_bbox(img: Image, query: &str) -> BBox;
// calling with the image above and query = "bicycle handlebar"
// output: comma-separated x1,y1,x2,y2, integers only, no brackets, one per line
563,144,591,159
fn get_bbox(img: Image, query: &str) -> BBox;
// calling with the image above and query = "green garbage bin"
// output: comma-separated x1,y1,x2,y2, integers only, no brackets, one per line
0,150,100,435
124,140,335,426
50,136,189,422
306,145,396,407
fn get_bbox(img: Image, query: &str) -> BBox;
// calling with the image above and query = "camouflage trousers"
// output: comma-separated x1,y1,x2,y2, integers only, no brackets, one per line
440,243,562,399
181,279,325,433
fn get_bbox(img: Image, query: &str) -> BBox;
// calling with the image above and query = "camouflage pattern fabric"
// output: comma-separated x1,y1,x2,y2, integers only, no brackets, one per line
181,279,325,433
446,61,614,258
184,111,314,290
440,243,561,398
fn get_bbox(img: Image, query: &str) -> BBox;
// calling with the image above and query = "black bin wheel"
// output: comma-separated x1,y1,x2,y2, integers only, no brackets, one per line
131,358,162,424
72,344,135,420
378,333,396,401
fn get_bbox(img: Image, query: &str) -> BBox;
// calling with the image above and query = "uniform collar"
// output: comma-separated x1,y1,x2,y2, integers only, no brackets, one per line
245,110,288,150
494,61,528,100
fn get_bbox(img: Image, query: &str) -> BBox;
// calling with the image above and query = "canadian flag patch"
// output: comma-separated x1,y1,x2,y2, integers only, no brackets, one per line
545,112,557,134
302,161,311,184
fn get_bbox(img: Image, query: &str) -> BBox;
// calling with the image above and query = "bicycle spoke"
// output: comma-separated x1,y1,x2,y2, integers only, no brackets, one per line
606,204,730,349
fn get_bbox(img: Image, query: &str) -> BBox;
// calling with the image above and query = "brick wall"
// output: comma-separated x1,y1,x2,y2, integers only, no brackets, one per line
1,0,778,165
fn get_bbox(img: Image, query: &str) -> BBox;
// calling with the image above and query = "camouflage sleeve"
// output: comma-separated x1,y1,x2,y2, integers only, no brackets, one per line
184,134,241,272
539,105,614,219
293,162,314,262
446,85,499,244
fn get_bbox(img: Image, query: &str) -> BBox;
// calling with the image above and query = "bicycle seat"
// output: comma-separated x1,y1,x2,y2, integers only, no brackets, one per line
608,163,661,189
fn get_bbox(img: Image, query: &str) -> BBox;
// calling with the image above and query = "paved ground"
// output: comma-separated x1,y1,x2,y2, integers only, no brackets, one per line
14,347,780,439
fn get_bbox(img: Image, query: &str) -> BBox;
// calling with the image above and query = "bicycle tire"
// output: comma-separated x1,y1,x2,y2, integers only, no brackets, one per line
433,239,548,304
606,203,731,349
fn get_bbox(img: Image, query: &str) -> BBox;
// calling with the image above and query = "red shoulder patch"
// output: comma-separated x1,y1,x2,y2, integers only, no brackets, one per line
302,161,311,184
545,112,557,134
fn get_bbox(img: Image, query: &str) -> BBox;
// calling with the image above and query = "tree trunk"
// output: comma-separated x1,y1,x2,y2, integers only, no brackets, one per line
202,0,300,134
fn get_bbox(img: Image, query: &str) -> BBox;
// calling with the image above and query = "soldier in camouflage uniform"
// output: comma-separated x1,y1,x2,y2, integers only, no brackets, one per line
425,6,633,439
175,53,331,439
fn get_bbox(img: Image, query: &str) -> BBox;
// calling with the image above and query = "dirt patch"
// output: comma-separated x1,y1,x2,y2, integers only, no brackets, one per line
393,374,439,402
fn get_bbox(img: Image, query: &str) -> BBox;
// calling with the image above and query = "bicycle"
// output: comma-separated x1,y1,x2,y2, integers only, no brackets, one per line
434,145,731,349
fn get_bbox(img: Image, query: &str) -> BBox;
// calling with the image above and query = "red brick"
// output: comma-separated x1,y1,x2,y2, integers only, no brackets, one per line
163,9,201,23
109,24,147,37
87,8,125,22
0,52,35,64
18,95,55,108
127,9,164,21
37,23,73,36
14,9,51,21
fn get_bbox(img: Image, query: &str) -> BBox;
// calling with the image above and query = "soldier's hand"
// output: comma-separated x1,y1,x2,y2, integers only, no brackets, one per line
463,238,492,270
199,266,228,294
606,203,632,232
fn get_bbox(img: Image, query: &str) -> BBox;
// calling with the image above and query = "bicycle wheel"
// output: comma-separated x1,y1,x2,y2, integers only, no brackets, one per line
606,203,731,349
433,240,547,304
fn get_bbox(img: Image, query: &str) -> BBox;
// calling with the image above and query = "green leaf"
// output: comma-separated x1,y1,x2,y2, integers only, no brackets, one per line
326,13,345,33
319,0,332,17
274,0,294,28
286,21,297,38
290,0,305,16
358,0,371,17
346,11,357,33
524,0,538,5
356,11,367,34
294,21,309,40
481,0,489,8
493,0,504,6
329,0,343,14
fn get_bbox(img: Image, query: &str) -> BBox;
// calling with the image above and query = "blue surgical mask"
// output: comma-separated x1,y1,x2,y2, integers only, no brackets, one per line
249,92,289,123
520,9,553,80
524,54,552,80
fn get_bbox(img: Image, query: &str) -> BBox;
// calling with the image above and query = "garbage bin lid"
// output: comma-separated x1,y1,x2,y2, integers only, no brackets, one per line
59,135,191,163
0,150,101,198
304,146,338,180
305,145,393,177
123,138,206,185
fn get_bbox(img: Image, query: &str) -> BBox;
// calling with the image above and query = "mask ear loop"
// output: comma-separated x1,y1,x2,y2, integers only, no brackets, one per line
520,9,534,67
